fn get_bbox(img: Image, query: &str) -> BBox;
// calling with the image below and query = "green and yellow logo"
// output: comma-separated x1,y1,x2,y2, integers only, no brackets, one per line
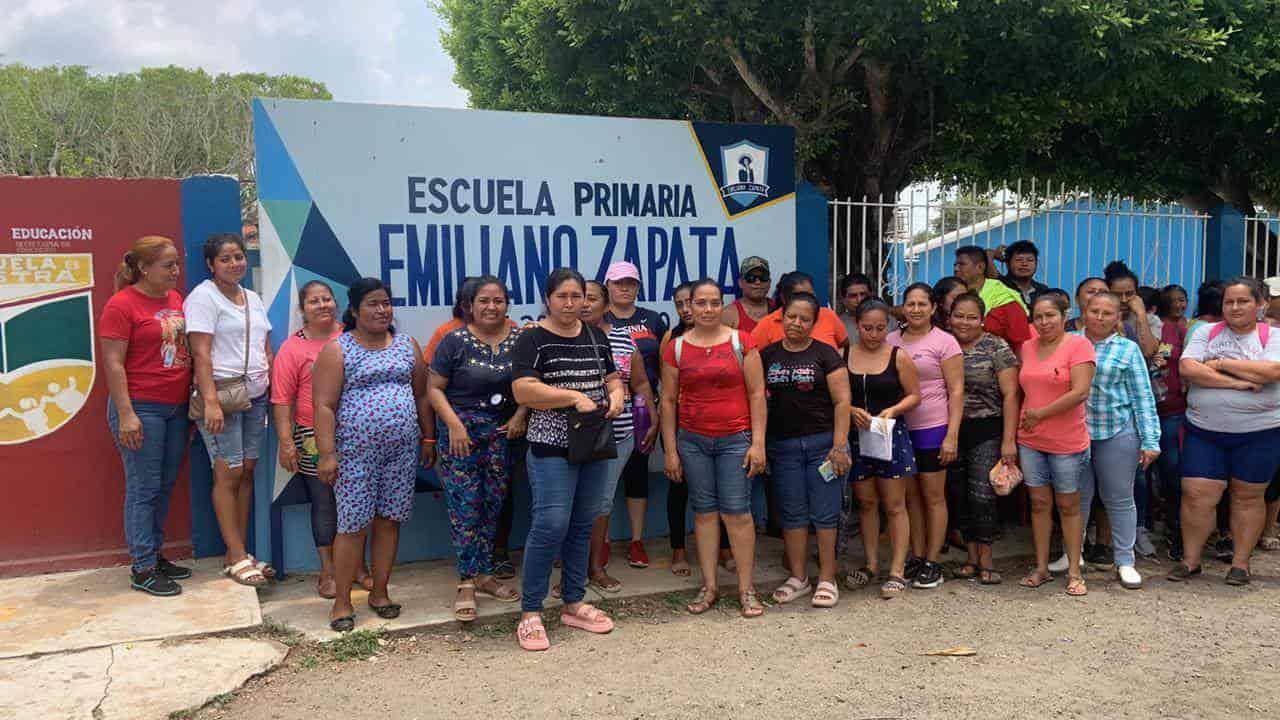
0,254,95,445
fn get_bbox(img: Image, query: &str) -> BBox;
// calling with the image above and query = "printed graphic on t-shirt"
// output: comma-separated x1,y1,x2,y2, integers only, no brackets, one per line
767,361,817,391
156,309,189,369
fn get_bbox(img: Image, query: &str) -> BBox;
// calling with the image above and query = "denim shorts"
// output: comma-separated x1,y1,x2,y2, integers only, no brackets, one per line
677,428,752,515
852,419,916,482
196,394,269,469
767,431,843,530
1018,444,1090,494
1181,421,1280,485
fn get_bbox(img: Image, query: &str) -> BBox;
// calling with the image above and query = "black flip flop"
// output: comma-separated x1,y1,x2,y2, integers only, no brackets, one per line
1166,564,1202,582
368,601,402,619
329,615,355,632
1225,567,1251,586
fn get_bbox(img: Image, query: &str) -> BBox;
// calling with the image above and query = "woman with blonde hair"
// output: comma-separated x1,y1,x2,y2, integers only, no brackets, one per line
100,236,193,596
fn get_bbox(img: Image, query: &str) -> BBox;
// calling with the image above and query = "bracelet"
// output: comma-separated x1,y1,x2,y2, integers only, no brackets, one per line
421,438,437,445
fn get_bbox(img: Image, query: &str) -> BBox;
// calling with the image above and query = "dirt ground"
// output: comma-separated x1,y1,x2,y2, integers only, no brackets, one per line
204,552,1280,720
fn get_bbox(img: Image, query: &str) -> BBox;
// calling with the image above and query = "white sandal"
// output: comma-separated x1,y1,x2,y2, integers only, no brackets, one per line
811,580,839,608
770,576,812,604
223,557,267,587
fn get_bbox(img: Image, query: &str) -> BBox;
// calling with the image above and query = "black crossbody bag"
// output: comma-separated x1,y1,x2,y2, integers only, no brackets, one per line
565,326,618,464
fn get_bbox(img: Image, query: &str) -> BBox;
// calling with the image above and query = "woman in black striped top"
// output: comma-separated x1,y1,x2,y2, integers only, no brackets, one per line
582,281,657,592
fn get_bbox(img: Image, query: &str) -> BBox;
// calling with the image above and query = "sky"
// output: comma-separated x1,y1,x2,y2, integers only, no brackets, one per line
0,0,470,108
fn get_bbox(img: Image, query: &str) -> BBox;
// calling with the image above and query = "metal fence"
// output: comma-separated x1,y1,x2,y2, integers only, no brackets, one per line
829,180,1210,306
1244,214,1280,279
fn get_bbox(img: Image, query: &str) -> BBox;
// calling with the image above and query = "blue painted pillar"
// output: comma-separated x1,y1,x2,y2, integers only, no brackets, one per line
180,175,246,558
1205,202,1246,282
795,181,831,304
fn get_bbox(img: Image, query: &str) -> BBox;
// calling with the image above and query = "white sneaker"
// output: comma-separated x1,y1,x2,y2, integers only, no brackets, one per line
1134,528,1157,558
1118,565,1143,589
1048,553,1070,574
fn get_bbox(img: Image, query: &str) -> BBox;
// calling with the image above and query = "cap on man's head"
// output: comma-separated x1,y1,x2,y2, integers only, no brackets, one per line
1265,276,1280,298
740,256,770,275
605,261,641,283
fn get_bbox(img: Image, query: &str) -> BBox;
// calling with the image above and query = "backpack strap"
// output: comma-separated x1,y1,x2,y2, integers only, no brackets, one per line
674,336,684,365
730,330,744,367
1207,320,1270,346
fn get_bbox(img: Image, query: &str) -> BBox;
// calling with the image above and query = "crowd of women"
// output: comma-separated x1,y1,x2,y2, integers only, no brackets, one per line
103,233,1280,652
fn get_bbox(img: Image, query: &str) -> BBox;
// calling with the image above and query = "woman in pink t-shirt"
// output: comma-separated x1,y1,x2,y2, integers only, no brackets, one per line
1017,292,1096,596
270,281,370,598
887,283,963,591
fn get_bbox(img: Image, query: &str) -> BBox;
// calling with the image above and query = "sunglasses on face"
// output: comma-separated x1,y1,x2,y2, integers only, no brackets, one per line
743,273,770,284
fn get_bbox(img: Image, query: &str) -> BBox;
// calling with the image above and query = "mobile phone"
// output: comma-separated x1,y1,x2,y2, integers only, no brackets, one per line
818,459,836,483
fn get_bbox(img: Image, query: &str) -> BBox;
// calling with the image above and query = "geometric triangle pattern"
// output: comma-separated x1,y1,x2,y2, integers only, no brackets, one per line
261,199,312,258
294,203,361,287
253,100,312,204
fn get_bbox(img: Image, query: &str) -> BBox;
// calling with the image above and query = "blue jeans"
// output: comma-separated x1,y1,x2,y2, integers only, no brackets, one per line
521,451,609,612
108,399,190,573
196,394,269,469
767,431,842,530
677,429,752,515
1081,431,1139,567
1018,445,1090,494
1159,414,1183,534
597,433,635,516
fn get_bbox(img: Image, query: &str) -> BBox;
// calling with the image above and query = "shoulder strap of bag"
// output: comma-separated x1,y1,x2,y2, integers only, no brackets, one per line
674,335,684,365
730,330,743,367
241,287,250,380
586,324,606,384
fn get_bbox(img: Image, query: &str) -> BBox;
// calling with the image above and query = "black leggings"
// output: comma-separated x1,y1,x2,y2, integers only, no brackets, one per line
303,473,337,548
667,480,730,551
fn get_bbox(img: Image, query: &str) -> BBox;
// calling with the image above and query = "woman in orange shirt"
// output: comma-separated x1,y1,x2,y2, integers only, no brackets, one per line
751,272,848,351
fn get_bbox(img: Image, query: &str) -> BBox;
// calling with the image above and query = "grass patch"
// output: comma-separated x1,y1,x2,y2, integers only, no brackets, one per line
167,711,194,720
658,590,693,611
468,617,518,639
259,619,303,647
319,629,384,662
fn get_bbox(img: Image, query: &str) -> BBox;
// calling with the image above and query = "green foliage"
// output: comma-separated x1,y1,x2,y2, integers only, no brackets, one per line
437,0,1265,206
319,629,384,662
0,64,331,214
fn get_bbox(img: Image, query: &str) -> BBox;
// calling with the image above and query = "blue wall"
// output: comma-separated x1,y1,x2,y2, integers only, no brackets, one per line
889,197,1208,300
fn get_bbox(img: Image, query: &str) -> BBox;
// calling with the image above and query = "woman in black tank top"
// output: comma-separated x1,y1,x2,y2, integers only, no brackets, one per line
843,299,921,599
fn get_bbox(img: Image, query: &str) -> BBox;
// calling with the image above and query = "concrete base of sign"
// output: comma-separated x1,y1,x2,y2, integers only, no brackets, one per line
0,558,261,659
0,637,287,720
262,535,793,642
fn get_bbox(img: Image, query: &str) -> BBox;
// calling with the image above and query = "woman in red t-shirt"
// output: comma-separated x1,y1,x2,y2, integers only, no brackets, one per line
100,236,194,597
660,278,768,618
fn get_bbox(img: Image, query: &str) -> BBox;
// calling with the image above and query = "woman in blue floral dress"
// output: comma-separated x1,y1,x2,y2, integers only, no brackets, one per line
313,278,435,633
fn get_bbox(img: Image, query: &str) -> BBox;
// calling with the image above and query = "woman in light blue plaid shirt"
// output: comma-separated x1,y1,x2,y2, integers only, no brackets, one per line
1071,292,1161,590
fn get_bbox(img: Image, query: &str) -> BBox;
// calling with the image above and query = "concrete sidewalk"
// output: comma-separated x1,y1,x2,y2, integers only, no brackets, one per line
0,558,281,720
262,536,792,641
0,558,260,659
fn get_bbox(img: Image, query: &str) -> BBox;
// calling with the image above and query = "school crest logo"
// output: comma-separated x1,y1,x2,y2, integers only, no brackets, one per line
719,140,770,208
0,254,95,445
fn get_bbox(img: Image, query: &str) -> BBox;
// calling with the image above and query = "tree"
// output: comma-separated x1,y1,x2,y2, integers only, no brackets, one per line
439,0,1234,201
938,0,1280,217
0,64,332,215
436,0,1236,271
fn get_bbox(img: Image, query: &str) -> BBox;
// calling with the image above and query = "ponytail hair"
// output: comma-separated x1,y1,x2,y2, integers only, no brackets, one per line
343,277,396,333
114,235,176,291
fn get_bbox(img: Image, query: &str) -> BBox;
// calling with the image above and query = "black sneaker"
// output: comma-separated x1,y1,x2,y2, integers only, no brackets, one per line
912,561,944,589
156,557,192,580
1215,537,1234,562
903,556,924,581
131,568,182,597
1085,544,1114,571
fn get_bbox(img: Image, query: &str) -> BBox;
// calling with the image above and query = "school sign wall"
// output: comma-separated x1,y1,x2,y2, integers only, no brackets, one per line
252,99,796,346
